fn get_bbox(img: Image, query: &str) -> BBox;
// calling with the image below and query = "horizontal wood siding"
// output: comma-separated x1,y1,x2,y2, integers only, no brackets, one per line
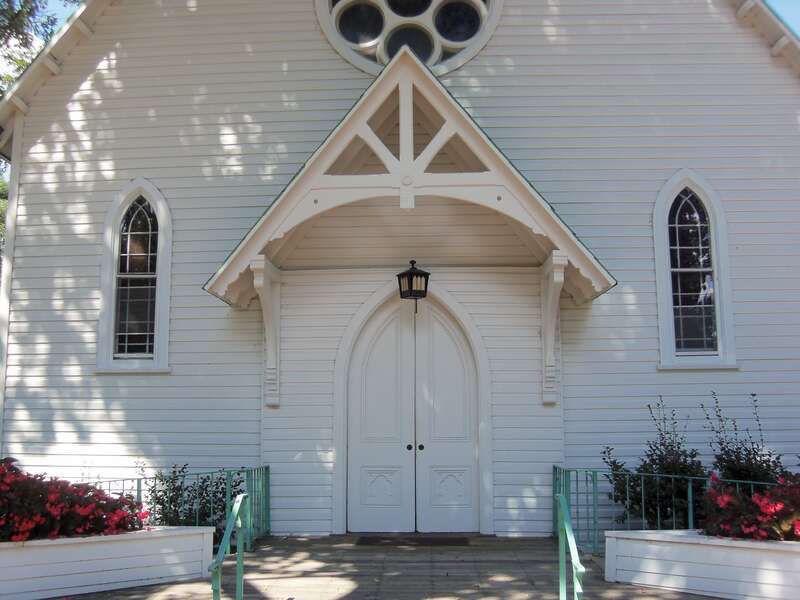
271,270,383,535
440,269,553,536
528,0,800,471
274,267,547,535
276,197,539,269
2,0,800,535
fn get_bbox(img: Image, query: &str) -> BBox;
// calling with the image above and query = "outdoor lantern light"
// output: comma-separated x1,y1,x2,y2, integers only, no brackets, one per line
397,260,430,311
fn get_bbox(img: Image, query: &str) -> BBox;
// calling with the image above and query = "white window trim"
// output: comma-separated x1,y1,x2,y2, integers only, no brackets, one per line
653,169,737,371
314,0,505,77
96,177,172,373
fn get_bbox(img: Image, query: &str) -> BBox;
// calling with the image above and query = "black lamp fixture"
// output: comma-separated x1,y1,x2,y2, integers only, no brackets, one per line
396,260,430,312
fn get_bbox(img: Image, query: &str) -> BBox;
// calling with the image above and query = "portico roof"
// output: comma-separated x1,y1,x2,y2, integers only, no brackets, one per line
204,49,616,306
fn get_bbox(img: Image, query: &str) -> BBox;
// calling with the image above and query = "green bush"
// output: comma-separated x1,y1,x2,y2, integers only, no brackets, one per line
602,398,708,528
603,393,787,529
142,464,244,543
702,392,786,484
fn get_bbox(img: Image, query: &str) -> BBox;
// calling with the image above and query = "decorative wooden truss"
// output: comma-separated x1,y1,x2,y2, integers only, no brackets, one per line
205,48,616,406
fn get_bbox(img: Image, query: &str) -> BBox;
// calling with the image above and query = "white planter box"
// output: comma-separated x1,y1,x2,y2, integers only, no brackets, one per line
605,529,800,600
0,526,215,600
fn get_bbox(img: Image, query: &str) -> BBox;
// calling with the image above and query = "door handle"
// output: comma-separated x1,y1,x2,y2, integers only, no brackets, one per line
406,444,413,451
418,444,425,451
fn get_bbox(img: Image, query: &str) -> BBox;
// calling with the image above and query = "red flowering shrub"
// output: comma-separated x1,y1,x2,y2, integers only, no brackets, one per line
0,457,146,542
702,472,800,541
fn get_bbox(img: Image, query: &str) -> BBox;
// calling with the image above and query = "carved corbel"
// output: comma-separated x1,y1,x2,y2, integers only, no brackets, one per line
541,251,568,406
250,257,282,407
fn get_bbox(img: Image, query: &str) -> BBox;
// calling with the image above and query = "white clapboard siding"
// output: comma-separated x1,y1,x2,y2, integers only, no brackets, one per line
273,267,548,535
2,0,800,535
275,197,539,270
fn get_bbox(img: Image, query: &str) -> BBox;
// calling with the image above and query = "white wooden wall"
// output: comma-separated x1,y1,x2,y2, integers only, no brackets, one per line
274,267,549,536
2,0,800,533
274,197,541,270
541,2,800,469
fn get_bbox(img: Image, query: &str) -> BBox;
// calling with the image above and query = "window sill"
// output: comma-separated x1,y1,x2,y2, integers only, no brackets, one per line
657,362,739,372
95,367,172,375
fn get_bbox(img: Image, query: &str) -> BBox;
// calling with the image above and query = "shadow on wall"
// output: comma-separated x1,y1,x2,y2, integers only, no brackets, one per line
7,0,800,494
4,0,378,481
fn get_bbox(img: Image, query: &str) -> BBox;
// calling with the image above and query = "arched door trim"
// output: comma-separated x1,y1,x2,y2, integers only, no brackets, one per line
332,280,493,534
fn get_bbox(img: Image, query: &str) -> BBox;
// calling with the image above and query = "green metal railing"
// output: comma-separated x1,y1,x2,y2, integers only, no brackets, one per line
556,493,585,600
553,465,774,554
210,493,250,600
242,466,270,541
91,466,270,545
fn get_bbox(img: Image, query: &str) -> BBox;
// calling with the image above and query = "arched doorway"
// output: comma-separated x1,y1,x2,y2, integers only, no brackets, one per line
347,296,479,532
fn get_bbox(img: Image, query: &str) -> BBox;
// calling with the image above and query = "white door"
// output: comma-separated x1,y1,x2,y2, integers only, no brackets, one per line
414,301,479,532
347,298,478,532
347,298,416,532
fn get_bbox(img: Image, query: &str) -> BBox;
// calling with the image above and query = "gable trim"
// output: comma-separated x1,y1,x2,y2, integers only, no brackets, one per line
0,0,111,157
729,0,800,76
204,49,616,306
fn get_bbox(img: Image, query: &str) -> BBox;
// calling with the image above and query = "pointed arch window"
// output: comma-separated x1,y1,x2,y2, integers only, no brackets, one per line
97,178,172,373
668,188,716,353
654,170,736,370
115,197,159,356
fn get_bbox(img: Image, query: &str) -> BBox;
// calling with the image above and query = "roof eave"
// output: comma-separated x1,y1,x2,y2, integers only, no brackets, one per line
0,0,111,136
1,1,796,151
729,0,800,75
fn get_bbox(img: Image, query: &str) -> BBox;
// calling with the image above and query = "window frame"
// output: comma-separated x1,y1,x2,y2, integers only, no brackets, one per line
97,178,172,373
114,197,159,358
653,169,737,370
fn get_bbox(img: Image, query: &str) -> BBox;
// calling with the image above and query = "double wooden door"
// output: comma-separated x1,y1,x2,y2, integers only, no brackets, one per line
347,298,478,532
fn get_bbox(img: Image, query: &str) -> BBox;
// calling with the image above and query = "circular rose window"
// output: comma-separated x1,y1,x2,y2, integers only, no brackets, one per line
316,0,503,75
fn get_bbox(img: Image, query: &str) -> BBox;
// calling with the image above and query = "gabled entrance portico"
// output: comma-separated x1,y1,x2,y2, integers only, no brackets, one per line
206,49,614,309
205,49,615,536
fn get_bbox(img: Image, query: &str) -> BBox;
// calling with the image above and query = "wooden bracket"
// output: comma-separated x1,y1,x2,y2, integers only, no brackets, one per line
42,54,62,76
771,35,791,57
9,95,29,115
541,251,568,406
736,0,757,22
251,257,282,407
74,18,94,38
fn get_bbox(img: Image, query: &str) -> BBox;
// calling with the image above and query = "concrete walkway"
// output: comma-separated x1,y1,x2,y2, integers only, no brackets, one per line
75,536,706,600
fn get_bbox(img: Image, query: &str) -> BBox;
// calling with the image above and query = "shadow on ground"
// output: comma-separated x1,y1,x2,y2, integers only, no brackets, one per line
73,536,708,600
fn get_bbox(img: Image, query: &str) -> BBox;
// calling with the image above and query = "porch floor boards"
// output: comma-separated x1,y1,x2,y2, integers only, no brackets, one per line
75,536,705,600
